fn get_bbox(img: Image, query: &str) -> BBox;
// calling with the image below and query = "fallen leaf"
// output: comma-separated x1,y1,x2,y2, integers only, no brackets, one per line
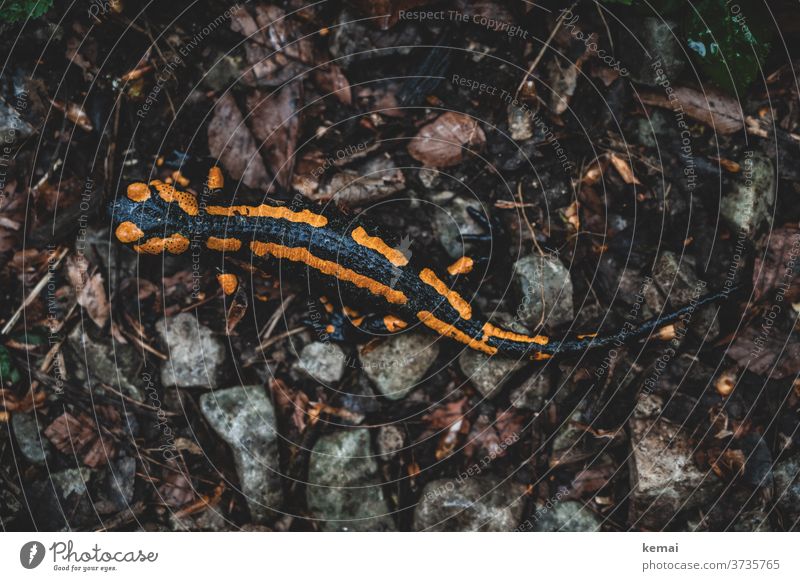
347,0,433,30
638,85,744,135
408,112,485,168
231,4,314,87
728,327,800,379
313,64,352,105
44,410,117,468
753,225,800,302
608,152,641,185
207,93,270,189
159,465,196,508
246,82,302,189
66,255,110,328
315,155,405,204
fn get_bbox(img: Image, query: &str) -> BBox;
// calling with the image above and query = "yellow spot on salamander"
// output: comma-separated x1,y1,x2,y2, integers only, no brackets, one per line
576,333,598,340
419,268,472,320
383,315,407,332
351,316,365,327
320,296,334,313
482,322,549,345
115,221,144,243
447,256,474,276
343,306,360,318
325,324,335,334
207,166,224,190
150,180,199,216
416,311,496,355
126,182,151,202
217,273,239,296
249,241,408,305
207,237,242,252
350,226,409,267
134,233,190,255
207,204,328,228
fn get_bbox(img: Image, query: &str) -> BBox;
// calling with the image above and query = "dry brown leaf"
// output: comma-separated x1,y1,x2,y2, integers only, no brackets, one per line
408,112,485,168
159,465,196,509
66,255,110,328
638,86,744,135
315,156,405,204
608,153,641,185
753,225,800,302
230,4,314,87
313,64,352,105
246,82,302,189
44,410,116,468
208,93,270,189
347,0,433,30
728,328,800,379
0,182,25,253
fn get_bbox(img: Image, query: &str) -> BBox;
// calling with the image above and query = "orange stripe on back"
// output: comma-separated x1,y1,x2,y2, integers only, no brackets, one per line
482,322,549,345
207,237,242,252
207,204,327,227
416,311,496,355
249,241,408,305
419,268,472,319
350,226,409,267
150,180,199,216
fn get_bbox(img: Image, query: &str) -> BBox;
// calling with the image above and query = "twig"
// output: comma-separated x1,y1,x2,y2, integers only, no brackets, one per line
2,247,69,335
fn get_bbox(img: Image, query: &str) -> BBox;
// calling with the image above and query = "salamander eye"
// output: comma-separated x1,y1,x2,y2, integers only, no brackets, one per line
126,182,151,202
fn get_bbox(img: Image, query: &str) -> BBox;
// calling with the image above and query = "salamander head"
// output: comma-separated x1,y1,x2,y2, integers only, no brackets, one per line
109,181,197,255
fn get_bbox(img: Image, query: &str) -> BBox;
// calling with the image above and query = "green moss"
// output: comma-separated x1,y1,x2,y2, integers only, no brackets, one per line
0,0,53,23
683,0,772,94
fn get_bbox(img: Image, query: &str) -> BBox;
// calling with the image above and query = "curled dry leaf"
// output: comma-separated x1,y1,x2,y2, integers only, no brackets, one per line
66,255,110,328
753,225,800,302
638,85,744,135
230,4,314,87
314,155,405,204
44,410,117,468
313,64,352,105
208,93,270,189
408,112,486,168
608,152,641,185
246,82,302,189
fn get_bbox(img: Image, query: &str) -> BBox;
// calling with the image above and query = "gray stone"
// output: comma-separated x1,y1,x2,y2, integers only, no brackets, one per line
360,332,439,400
307,429,395,531
508,103,533,141
377,425,405,459
200,386,283,523
513,254,574,328
528,499,603,532
106,456,136,510
157,313,226,388
67,325,143,400
720,152,775,238
646,251,719,339
510,369,552,411
201,52,244,92
731,511,772,532
627,18,685,85
414,475,525,531
628,394,722,529
296,342,346,384
773,453,800,526
51,468,92,498
0,98,34,143
459,349,524,399
430,192,486,259
11,412,51,465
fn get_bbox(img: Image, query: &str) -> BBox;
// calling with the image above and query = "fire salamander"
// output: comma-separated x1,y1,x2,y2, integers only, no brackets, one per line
110,167,728,361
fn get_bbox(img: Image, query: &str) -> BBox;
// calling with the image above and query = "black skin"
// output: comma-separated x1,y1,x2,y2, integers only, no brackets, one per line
109,181,736,360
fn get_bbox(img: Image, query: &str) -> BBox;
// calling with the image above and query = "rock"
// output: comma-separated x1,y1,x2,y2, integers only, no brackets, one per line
418,167,441,189
157,313,226,388
459,349,524,399
66,325,143,400
646,251,720,339
513,255,574,328
429,192,485,259
51,467,92,498
510,369,552,411
508,104,533,141
28,468,93,530
628,394,722,529
377,425,405,459
106,456,136,510
626,18,685,85
201,52,243,92
720,152,775,238
11,412,51,465
199,386,282,523
296,342,346,384
773,453,800,526
414,475,525,531
731,511,772,532
360,332,439,400
526,499,603,532
0,98,34,143
307,429,395,531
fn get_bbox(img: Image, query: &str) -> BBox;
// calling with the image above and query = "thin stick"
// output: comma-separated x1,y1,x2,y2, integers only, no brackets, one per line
2,247,69,335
